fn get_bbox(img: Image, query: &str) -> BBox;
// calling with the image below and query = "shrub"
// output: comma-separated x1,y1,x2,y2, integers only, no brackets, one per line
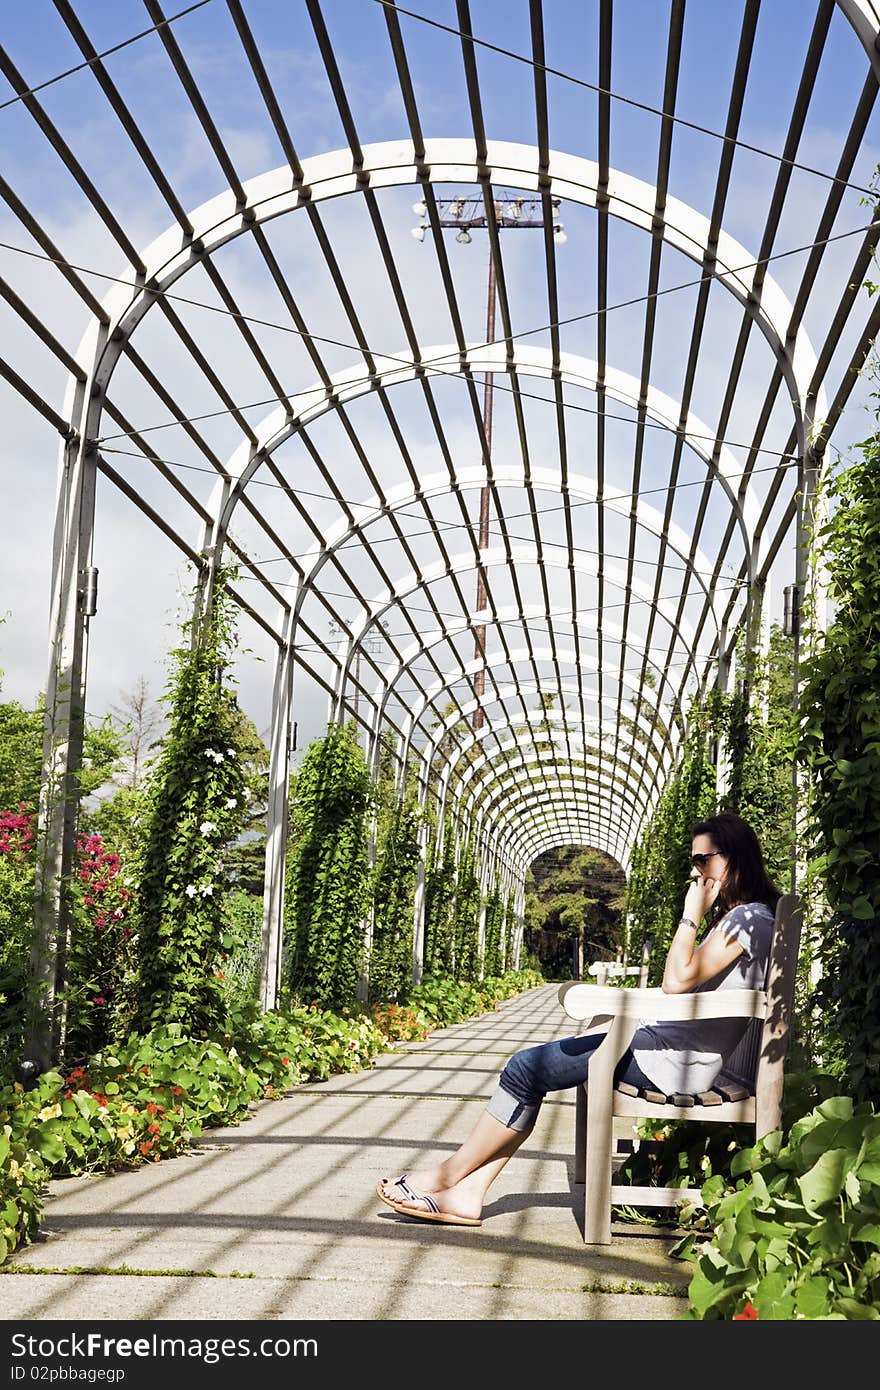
674,1095,880,1320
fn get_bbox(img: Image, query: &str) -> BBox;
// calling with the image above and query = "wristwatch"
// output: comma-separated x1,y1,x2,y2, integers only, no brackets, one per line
678,917,699,931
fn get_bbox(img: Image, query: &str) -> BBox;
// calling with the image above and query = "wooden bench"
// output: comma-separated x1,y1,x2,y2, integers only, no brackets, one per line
557,892,802,1244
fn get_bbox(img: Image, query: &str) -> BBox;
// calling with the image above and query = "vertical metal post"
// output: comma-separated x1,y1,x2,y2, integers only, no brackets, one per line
259,615,295,1012
30,407,96,1069
472,250,496,732
411,818,428,987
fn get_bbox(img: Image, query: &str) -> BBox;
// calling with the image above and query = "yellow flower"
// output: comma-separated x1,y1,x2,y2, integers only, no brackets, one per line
36,1103,62,1121
8,1159,23,1181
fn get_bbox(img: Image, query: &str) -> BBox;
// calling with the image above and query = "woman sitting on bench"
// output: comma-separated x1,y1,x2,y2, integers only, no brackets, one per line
375,810,780,1228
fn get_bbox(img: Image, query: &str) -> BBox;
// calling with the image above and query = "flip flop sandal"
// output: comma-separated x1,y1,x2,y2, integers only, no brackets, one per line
376,1173,419,1212
387,1192,482,1228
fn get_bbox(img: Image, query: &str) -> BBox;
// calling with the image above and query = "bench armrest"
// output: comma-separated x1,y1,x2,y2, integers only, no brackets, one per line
557,980,767,1024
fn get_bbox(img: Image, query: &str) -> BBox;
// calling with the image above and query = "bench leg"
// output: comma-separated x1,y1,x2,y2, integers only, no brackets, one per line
584,1080,614,1245
574,1082,586,1185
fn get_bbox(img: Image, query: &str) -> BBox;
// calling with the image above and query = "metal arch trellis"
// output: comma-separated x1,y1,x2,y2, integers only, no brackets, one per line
2,1,879,1046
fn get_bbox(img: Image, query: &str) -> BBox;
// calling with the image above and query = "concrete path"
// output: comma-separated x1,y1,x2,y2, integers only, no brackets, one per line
1,984,691,1321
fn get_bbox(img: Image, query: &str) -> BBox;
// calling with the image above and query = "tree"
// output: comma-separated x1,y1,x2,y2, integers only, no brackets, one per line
524,845,626,979
111,676,161,790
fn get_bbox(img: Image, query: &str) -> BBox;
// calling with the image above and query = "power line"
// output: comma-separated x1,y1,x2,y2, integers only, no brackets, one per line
374,0,878,197
0,1,218,113
1,216,875,446
99,439,802,522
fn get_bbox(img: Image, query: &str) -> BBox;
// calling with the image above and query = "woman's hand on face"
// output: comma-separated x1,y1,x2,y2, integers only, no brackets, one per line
684,871,721,924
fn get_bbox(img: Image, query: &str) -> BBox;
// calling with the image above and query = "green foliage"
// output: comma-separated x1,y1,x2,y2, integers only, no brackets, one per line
285,723,372,1008
369,792,421,1002
720,627,797,895
625,699,718,970
675,1096,880,1320
0,811,35,1069
123,572,250,1038
482,880,505,977
452,838,480,980
423,820,456,975
0,696,125,813
0,1082,48,1263
218,890,263,1010
798,441,880,1103
405,968,542,1025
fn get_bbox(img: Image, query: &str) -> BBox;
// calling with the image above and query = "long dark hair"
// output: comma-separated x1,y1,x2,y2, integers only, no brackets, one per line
691,811,780,914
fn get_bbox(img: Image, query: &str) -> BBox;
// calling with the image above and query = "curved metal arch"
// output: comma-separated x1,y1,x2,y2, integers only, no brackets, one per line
71,139,824,469
470,784,632,872
427,719,656,814
515,822,629,875
338,543,708,731
401,644,674,779
211,351,758,573
417,667,672,817
514,812,625,861
464,771,640,856
448,737,654,831
837,0,880,82
376,606,692,791
415,680,677,836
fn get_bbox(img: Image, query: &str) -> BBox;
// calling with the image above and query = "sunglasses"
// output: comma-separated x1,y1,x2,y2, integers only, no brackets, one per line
691,851,723,868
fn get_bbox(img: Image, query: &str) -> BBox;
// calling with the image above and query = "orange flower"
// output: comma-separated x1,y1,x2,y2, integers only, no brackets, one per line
139,1141,153,1155
172,1085,183,1096
281,1057,289,1066
147,1122,160,1135
734,1300,759,1320
145,1102,159,1115
140,1065,150,1073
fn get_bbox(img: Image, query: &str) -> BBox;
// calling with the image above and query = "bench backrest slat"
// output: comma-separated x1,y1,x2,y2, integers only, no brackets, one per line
754,892,802,1136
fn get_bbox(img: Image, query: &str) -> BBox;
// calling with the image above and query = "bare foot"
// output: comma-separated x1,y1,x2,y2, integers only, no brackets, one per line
378,1168,444,1202
392,1180,482,1224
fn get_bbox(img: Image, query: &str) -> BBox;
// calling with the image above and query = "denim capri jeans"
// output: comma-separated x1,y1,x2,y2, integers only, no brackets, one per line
485,1032,656,1132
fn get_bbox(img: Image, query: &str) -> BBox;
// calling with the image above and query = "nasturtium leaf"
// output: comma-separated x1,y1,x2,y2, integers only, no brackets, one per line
795,1276,832,1319
753,1270,795,1320
797,1149,850,1212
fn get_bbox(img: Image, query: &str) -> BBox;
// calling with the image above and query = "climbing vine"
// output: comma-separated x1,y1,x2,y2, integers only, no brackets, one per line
798,431,880,1103
625,697,718,970
369,791,421,1002
285,722,372,1009
423,817,456,976
452,836,480,981
482,878,505,976
123,570,249,1038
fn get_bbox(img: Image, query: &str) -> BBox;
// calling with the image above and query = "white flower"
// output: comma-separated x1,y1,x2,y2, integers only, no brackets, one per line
242,788,251,803
185,884,198,898
225,748,237,758
225,797,237,809
204,749,224,763
200,883,214,897
199,821,217,837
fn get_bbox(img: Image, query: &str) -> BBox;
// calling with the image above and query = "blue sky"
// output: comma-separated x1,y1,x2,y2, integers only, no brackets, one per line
2,0,878,766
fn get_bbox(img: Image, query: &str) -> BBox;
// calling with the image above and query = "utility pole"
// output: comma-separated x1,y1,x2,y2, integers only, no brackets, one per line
411,194,566,730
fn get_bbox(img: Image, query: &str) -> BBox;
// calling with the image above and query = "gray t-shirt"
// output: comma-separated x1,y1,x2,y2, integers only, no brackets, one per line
630,900,775,1096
